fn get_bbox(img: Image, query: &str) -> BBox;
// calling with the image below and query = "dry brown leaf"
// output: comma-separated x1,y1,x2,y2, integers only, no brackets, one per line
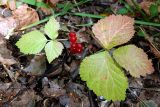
0,82,21,105
12,5,39,29
140,1,153,15
40,7,52,15
0,5,39,36
92,15,135,49
0,0,16,10
0,34,16,65
24,54,46,75
0,17,17,36
49,0,60,5
126,0,160,15
42,81,66,97
10,89,41,107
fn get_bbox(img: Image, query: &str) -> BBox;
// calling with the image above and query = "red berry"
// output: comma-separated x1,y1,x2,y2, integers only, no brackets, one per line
70,43,76,54
75,43,83,53
70,43,76,48
70,42,83,54
76,48,82,53
69,32,76,38
69,37,77,43
70,47,77,54
76,43,83,49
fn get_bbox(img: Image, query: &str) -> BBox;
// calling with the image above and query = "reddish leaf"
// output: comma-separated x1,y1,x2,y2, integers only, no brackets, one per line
92,15,135,49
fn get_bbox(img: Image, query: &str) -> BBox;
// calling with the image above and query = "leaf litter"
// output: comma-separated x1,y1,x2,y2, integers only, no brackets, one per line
0,0,159,107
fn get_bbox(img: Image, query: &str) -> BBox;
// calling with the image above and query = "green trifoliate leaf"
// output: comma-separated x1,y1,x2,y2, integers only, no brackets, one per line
44,17,60,39
45,40,63,63
80,51,128,101
16,30,47,54
113,45,154,77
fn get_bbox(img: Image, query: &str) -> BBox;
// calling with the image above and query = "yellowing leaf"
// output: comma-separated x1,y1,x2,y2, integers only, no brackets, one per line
80,51,128,101
113,45,154,77
45,40,63,63
16,30,47,54
44,17,60,39
92,15,135,49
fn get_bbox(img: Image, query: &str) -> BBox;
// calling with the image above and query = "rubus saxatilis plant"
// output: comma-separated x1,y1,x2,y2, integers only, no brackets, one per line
16,17,64,63
80,15,154,101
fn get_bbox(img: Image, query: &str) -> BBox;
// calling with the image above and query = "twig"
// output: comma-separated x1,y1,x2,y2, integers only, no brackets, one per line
3,64,16,82
139,27,160,58
128,88,149,107
73,0,81,12
130,86,160,92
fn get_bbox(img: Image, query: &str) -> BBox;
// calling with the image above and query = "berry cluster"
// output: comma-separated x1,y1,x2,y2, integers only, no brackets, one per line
69,32,83,54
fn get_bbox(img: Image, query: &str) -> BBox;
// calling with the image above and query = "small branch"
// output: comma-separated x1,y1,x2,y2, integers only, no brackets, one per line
130,86,160,92
73,0,81,12
3,64,16,82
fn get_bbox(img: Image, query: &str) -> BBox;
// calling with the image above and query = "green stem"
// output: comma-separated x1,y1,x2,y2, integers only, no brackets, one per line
72,12,160,27
20,17,50,30
135,20,160,27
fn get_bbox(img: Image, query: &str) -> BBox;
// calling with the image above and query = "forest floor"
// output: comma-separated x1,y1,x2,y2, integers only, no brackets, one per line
0,0,160,107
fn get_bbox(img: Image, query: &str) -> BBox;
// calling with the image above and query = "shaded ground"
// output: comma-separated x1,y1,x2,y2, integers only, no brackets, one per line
0,0,160,107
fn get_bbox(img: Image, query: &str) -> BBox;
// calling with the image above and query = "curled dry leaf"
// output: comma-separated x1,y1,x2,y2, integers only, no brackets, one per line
0,82,22,105
11,89,41,107
12,5,39,29
113,45,154,77
126,0,160,15
0,5,39,36
0,17,17,36
0,34,16,65
92,15,135,49
49,0,60,5
0,0,16,10
140,1,160,15
23,54,46,75
42,81,66,97
40,7,52,15
44,0,60,6
140,1,153,15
